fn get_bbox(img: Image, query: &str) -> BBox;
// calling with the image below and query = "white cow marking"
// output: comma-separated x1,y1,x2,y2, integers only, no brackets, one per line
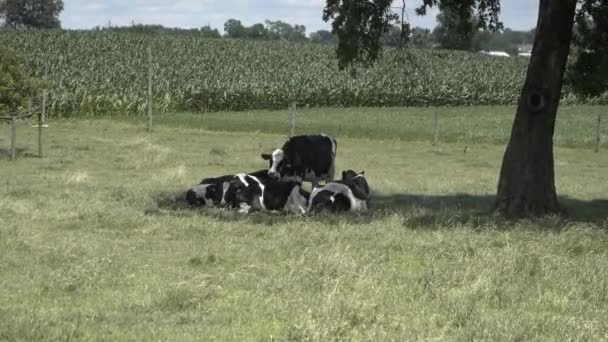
220,181,230,205
283,186,308,215
236,173,249,187
321,134,337,182
247,175,266,210
269,149,284,175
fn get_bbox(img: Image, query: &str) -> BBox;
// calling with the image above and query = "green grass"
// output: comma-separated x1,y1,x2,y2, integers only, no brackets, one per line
1,106,608,341
149,105,608,148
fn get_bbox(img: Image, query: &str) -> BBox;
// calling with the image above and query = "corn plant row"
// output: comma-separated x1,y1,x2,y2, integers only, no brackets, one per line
1,30,605,117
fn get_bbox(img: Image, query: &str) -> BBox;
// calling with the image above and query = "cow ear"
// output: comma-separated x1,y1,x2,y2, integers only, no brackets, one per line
360,171,365,175
261,153,272,161
342,171,347,179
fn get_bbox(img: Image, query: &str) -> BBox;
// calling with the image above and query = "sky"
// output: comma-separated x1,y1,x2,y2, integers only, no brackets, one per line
60,0,539,34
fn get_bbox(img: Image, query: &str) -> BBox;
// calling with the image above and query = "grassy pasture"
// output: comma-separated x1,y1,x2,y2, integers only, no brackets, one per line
150,105,608,148
1,106,608,341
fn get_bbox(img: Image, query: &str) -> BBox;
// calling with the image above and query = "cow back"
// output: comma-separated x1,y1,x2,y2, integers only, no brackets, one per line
283,134,336,180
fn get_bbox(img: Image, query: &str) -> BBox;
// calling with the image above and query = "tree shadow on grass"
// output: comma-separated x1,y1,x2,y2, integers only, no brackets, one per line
371,193,608,230
147,190,608,230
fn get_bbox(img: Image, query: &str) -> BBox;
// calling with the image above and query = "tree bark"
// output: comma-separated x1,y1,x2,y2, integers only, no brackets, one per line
496,0,578,217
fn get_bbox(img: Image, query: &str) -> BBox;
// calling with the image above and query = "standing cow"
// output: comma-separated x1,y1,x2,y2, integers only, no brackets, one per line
261,134,337,187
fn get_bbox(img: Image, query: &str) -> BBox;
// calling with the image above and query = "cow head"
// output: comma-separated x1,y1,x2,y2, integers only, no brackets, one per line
341,170,370,202
261,149,290,179
342,170,364,180
186,183,223,207
224,174,264,211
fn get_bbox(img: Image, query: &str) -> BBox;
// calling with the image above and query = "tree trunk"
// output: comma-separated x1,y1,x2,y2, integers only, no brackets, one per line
496,0,578,217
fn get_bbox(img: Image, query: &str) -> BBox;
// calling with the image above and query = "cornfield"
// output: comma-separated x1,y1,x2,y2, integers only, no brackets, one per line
1,30,605,117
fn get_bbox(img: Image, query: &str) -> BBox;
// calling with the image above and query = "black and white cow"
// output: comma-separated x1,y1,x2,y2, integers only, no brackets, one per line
186,169,269,207
224,173,310,214
341,170,371,202
261,134,337,187
308,170,370,213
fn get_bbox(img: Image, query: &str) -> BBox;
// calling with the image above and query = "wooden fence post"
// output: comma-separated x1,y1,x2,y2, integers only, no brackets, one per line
433,111,440,145
43,65,49,123
596,113,602,153
10,113,16,161
146,44,153,132
38,100,43,158
42,89,48,123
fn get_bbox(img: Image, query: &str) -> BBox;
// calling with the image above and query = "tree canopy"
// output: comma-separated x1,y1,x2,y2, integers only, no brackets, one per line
323,0,398,69
0,48,43,112
265,20,307,41
222,18,307,41
323,0,502,69
0,0,64,29
431,3,477,50
310,30,335,44
224,18,247,38
567,0,608,96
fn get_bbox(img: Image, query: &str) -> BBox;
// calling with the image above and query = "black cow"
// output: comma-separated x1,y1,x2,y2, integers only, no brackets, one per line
224,173,310,214
261,134,337,187
308,170,370,213
186,169,269,207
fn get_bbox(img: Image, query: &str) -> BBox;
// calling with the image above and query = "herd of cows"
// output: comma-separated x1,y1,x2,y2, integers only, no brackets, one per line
185,134,371,214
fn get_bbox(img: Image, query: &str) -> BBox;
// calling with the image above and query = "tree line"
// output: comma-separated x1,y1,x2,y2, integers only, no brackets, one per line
0,0,533,53
87,18,537,55
84,21,538,56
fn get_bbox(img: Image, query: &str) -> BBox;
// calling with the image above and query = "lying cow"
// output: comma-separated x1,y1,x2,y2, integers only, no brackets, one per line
261,134,337,187
308,170,370,213
186,169,269,207
341,170,371,201
224,173,310,214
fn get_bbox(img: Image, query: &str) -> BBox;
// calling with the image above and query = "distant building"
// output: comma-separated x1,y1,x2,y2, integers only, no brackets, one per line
480,50,511,57
517,43,533,58
518,43,533,53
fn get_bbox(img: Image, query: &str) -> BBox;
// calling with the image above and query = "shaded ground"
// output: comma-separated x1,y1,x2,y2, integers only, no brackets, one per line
153,189,608,230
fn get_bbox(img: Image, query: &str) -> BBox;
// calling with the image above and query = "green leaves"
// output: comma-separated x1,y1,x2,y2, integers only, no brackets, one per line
0,0,64,29
0,47,43,112
324,0,503,69
567,0,608,97
323,0,398,69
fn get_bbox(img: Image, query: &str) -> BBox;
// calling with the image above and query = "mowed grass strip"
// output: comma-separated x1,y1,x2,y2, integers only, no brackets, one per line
0,108,607,340
150,105,608,148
